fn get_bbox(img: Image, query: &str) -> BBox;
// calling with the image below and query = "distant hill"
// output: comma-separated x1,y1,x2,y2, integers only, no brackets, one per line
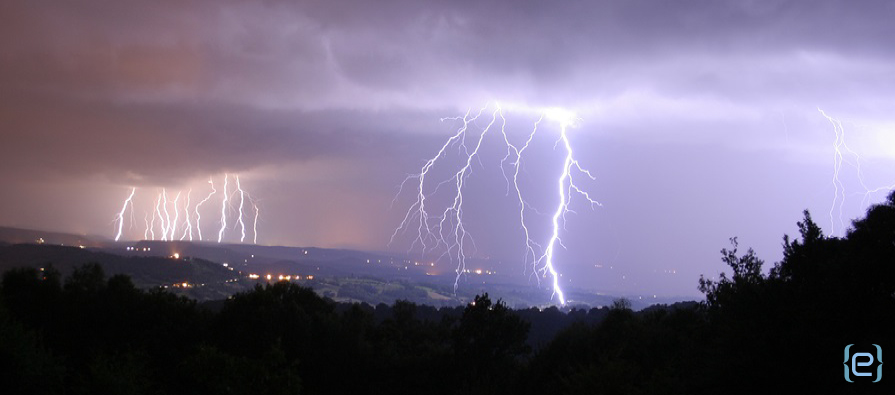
0,226,687,308
0,226,109,248
0,244,242,298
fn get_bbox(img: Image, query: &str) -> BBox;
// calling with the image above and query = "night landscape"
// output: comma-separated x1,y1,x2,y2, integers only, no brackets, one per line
1,1,893,393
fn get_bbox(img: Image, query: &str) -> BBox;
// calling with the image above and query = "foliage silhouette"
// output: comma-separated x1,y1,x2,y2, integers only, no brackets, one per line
0,191,893,393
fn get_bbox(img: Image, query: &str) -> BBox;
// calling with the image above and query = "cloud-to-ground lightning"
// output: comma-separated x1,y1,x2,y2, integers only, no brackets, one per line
389,107,485,256
160,189,172,240
235,175,247,243
253,203,260,245
113,187,136,241
110,174,261,244
180,189,193,241
539,116,601,305
391,103,600,305
194,178,217,241
168,191,181,241
504,113,541,274
218,174,230,243
819,109,895,236
155,192,165,240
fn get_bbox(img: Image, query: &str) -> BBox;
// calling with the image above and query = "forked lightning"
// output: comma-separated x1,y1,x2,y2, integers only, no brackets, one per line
392,103,600,305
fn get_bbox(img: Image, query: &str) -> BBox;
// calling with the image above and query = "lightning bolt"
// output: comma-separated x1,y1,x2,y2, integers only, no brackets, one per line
148,204,156,240
161,190,173,240
539,118,601,305
819,109,894,235
391,106,497,293
113,187,136,241
218,174,229,243
155,192,166,241
389,107,486,256
391,103,600,305
168,191,181,241
109,174,261,243
180,189,193,241
195,178,216,241
235,175,247,242
253,202,260,245
503,113,542,287
438,106,500,292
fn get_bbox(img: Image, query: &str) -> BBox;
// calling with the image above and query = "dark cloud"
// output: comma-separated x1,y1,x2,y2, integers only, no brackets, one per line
6,1,894,109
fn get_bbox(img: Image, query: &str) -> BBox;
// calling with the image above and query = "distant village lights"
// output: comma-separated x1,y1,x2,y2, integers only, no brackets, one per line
247,273,313,281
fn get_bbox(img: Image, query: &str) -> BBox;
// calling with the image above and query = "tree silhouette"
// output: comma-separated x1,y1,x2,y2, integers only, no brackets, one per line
452,293,530,394
0,192,893,394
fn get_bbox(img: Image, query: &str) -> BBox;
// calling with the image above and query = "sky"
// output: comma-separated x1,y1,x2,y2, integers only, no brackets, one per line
1,0,894,297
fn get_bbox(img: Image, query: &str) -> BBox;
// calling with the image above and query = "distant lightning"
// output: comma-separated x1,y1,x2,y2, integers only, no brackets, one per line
218,174,229,243
235,175,247,242
169,191,181,241
822,109,857,235
161,189,173,241
109,174,261,243
148,204,156,240
180,189,193,241
501,112,542,286
437,106,499,292
113,187,136,241
392,103,600,305
253,202,260,245
155,192,165,241
390,107,486,256
128,196,136,232
195,178,216,241
819,109,895,235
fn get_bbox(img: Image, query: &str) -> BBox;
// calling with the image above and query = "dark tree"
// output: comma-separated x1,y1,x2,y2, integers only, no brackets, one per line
452,293,530,394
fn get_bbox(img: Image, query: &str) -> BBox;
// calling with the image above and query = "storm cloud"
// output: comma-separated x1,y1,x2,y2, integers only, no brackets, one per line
2,0,893,296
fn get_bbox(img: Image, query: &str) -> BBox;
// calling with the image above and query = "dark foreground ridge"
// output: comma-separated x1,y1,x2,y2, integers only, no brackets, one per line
2,191,894,394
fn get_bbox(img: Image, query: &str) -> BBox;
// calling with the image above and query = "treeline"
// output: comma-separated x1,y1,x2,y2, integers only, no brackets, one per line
2,192,894,394
0,262,612,395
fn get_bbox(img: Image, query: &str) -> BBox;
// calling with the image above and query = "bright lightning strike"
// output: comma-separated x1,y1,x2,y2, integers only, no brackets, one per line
540,119,601,305
113,187,136,241
180,189,193,241
819,109,895,236
218,174,229,243
252,203,260,245
162,190,174,240
195,178,216,241
391,103,600,305
110,174,261,244
235,175,247,243
155,192,166,241
169,191,181,241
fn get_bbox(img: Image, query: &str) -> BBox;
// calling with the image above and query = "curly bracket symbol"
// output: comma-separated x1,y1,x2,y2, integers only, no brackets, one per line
844,344,854,383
